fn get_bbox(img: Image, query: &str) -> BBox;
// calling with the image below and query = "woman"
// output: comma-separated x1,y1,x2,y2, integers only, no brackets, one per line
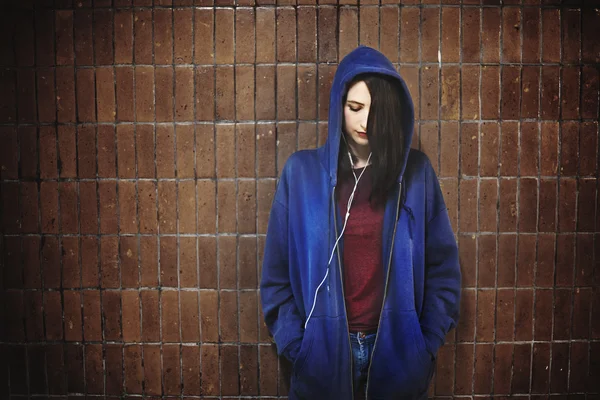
260,46,461,400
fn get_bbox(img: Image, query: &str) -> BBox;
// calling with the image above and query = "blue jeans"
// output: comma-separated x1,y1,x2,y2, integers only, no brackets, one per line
350,331,377,398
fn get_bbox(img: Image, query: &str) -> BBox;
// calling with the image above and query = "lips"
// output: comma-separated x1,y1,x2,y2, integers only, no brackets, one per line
357,131,367,138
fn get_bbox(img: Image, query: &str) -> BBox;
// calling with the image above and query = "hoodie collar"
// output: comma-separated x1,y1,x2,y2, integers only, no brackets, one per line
321,46,415,186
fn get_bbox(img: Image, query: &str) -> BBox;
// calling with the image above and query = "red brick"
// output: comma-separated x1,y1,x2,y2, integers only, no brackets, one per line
481,66,500,119
56,67,76,122
339,8,358,59
95,67,115,122
200,291,219,340
82,290,102,341
502,8,521,63
98,181,117,234
20,182,39,234
216,66,234,120
195,67,215,121
219,236,237,289
558,178,577,232
160,236,178,287
37,239,58,292
257,180,275,234
455,343,474,394
477,235,496,288
519,178,538,233
198,181,216,234
59,182,78,234
138,181,157,233
380,7,398,62
176,124,195,178
551,342,569,392
235,65,255,121
156,125,175,178
101,236,119,288
154,9,173,64
163,344,181,395
542,9,560,62
580,122,598,176
16,69,36,123
116,124,135,178
479,179,498,232
120,290,141,342
94,10,114,64
140,236,158,287
474,343,494,394
278,66,297,120
215,9,234,64
115,66,134,121
118,181,137,234
143,345,161,395
155,67,174,122
217,181,236,233
45,344,66,393
257,123,276,177
238,181,257,234
173,9,193,63
522,67,540,119
1,184,19,234
434,344,454,395
511,343,531,393
476,290,495,342
531,342,550,393
161,291,180,342
22,236,41,289
105,344,123,395
182,346,201,395
0,70,15,123
36,68,55,123
55,11,74,65
256,9,275,62
194,9,214,64
499,178,517,232
458,236,476,288
114,9,133,63
259,345,278,395
103,290,122,341
180,290,200,341
240,345,259,395
582,68,599,120
256,65,275,120
119,236,139,288
421,67,439,121
74,10,93,65
135,66,154,122
77,69,96,122
178,180,197,234
97,125,116,178
222,344,240,395
298,65,317,121
316,8,336,62
157,181,176,234
61,236,80,288
239,290,258,343
493,343,513,394
81,237,99,288
133,10,152,64
175,67,194,121
65,344,84,393
201,344,219,395
440,121,459,177
539,122,558,175
124,345,143,394
140,290,159,341
45,291,63,340
541,66,560,120
24,291,44,341
520,122,539,176
63,290,83,341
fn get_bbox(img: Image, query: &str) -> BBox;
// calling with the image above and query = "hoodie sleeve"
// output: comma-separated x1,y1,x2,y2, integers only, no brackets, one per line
260,170,304,363
420,160,462,357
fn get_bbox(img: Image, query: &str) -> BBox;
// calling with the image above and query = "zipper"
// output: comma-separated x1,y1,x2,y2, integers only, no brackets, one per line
332,186,354,400
364,182,402,398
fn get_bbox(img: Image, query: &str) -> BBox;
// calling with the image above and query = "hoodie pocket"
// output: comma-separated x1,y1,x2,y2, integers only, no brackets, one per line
368,310,435,398
293,325,314,377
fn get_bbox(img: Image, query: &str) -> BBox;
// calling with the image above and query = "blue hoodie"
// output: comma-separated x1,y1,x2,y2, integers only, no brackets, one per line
260,46,461,399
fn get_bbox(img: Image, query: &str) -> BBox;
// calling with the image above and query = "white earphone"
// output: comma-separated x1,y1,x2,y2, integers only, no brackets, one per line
304,136,372,329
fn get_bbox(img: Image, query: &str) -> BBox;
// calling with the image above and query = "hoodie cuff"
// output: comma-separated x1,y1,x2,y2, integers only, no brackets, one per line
282,338,302,363
421,327,444,360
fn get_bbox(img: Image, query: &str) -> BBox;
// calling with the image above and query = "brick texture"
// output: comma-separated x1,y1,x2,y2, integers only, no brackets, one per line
0,3,598,399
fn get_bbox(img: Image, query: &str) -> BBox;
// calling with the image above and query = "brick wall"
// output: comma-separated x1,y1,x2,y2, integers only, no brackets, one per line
0,1,599,398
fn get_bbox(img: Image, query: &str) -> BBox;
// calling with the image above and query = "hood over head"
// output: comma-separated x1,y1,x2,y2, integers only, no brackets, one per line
322,46,415,186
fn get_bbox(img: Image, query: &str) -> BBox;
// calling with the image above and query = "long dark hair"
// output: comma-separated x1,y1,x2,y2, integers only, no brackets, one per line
338,73,406,208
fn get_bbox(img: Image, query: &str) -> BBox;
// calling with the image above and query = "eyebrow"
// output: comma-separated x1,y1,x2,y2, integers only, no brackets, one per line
346,100,364,106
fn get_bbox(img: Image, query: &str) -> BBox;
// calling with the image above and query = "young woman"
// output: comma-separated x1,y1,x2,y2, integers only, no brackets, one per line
260,46,461,400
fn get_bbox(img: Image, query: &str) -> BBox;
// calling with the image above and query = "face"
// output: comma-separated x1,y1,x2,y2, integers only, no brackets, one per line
343,80,371,150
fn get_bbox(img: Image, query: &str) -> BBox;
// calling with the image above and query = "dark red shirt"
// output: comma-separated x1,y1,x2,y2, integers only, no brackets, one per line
337,166,385,332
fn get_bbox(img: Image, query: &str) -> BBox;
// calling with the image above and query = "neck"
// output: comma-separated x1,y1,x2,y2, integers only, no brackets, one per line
347,142,371,168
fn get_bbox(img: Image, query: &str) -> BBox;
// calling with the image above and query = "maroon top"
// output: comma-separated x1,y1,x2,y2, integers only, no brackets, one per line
337,166,385,333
